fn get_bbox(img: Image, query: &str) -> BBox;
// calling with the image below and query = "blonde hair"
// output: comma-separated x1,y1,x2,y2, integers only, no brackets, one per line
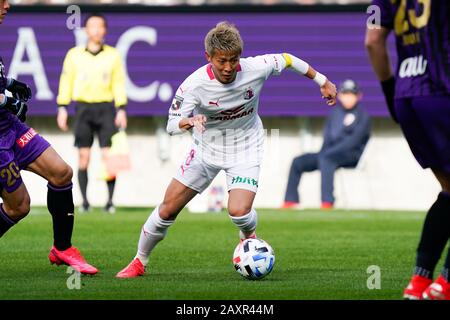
204,21,243,56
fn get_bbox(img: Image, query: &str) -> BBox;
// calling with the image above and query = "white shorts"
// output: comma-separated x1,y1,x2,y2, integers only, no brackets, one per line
174,146,260,194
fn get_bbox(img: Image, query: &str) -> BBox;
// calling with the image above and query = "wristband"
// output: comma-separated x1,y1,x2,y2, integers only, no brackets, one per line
313,72,327,87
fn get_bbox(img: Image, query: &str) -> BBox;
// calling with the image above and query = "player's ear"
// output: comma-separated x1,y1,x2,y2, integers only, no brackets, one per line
205,51,212,63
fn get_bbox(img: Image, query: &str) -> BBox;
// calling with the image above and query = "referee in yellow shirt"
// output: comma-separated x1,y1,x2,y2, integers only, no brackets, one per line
56,13,127,214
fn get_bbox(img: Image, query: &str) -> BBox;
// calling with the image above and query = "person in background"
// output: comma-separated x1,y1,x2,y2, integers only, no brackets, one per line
282,79,370,210
56,13,127,214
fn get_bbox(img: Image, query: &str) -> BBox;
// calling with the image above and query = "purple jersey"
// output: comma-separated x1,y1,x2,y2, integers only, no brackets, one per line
0,56,16,134
371,0,450,98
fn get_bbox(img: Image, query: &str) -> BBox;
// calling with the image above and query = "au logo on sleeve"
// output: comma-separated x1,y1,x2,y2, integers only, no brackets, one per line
171,95,184,111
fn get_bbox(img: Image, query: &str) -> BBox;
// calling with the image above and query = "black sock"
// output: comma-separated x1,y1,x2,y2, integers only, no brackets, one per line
48,183,75,251
106,178,116,204
78,169,88,205
414,192,450,279
442,245,450,282
0,204,16,238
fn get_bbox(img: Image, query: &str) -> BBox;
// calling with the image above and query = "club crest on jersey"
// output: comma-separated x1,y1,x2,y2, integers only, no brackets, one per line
244,87,254,100
171,95,184,111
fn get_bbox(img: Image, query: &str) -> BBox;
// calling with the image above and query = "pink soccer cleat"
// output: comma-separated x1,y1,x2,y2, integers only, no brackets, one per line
239,230,257,242
422,276,450,300
116,258,146,278
49,246,98,275
403,275,432,300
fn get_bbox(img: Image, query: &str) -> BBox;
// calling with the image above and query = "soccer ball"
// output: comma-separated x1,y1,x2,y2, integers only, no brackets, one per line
232,238,275,280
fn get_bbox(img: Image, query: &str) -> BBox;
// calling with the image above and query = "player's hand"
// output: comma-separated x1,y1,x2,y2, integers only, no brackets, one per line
57,107,69,131
2,96,28,122
115,109,127,129
320,80,337,106
7,79,32,102
188,114,207,133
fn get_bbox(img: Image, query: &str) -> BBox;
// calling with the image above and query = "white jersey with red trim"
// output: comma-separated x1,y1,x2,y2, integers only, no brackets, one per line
167,54,287,166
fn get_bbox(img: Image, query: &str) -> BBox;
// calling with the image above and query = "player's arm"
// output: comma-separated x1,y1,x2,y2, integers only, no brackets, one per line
365,0,397,123
166,85,205,135
280,53,337,106
365,27,397,123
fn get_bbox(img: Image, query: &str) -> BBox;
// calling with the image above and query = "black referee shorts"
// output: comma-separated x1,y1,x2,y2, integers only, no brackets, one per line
74,102,118,148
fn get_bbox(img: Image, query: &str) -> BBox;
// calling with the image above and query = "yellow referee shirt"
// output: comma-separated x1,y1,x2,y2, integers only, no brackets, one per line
57,44,127,108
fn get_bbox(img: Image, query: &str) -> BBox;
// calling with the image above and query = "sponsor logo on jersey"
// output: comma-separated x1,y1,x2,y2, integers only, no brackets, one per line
171,95,184,110
244,86,254,100
16,128,38,148
210,105,254,121
231,176,258,187
398,55,427,78
208,98,220,107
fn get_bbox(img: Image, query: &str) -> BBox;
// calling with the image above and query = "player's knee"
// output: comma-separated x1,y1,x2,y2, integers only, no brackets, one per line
158,202,178,220
228,204,252,217
5,195,31,220
48,164,73,187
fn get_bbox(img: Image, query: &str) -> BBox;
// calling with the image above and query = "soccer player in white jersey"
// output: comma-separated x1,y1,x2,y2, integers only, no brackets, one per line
116,21,337,278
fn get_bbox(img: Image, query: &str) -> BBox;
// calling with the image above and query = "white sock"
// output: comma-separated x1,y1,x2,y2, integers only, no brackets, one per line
229,208,258,239
135,206,174,266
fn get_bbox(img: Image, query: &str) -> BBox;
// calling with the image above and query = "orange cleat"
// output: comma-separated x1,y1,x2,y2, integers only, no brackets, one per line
281,201,299,209
49,246,98,275
403,275,432,300
422,275,450,300
116,258,146,278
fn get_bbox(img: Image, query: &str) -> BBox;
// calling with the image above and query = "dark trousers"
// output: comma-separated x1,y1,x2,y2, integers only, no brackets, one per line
284,151,360,204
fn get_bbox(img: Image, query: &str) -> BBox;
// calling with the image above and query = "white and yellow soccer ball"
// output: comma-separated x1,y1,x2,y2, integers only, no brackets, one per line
232,238,275,280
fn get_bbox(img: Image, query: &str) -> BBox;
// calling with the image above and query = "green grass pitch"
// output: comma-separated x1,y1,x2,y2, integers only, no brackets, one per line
0,207,439,300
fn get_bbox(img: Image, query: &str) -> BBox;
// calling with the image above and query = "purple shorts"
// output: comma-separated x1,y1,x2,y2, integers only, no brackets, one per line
395,95,450,173
0,118,50,193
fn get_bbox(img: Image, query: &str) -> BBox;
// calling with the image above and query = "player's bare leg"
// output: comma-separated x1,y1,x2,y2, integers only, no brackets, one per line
77,147,91,212
0,183,31,237
116,178,198,278
228,189,258,240
26,147,98,275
